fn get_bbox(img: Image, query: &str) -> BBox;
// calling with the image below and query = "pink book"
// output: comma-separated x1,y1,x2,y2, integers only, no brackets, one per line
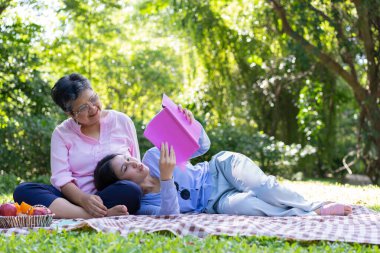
143,94,202,168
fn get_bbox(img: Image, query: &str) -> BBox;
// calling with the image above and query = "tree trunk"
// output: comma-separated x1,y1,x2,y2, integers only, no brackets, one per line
362,96,380,183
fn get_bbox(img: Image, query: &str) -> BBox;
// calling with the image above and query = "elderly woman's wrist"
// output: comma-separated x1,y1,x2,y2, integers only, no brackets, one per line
78,193,90,207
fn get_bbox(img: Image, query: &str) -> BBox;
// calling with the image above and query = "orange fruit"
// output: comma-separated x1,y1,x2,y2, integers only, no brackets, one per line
14,203,21,215
20,201,32,214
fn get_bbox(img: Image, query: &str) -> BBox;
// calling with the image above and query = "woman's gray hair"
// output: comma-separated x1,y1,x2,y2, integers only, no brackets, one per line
51,73,92,113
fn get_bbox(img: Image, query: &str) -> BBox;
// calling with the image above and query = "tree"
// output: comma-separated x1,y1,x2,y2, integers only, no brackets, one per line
136,0,347,176
267,0,380,183
0,0,57,177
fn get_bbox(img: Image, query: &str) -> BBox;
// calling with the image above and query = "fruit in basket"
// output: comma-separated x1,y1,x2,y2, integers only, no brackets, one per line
32,205,52,215
0,203,17,216
20,201,33,214
14,202,21,215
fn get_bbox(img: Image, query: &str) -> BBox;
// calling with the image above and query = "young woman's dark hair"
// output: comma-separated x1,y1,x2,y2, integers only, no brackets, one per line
51,73,92,113
94,154,121,191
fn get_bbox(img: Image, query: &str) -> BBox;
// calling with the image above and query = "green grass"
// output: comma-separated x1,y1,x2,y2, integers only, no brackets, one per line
1,179,380,252
1,230,379,253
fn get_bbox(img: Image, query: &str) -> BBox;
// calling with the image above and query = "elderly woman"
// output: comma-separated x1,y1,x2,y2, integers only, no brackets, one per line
13,73,142,218
94,108,352,217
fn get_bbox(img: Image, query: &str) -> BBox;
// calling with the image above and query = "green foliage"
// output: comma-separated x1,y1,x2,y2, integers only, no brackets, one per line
134,118,155,157
137,0,375,177
202,123,316,178
0,2,57,178
0,172,50,195
1,115,57,176
268,0,380,182
0,173,22,196
0,0,375,183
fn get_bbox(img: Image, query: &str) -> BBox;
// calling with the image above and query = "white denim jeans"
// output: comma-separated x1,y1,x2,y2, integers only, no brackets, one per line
206,151,324,216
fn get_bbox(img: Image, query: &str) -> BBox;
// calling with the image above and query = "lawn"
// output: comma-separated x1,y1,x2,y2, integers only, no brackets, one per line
1,179,380,252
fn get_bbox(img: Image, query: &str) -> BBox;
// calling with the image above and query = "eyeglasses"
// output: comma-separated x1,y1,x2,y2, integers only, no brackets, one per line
72,93,99,117
174,181,190,200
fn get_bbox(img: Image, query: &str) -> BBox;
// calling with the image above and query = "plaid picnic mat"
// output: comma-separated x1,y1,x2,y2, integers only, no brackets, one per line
1,205,379,244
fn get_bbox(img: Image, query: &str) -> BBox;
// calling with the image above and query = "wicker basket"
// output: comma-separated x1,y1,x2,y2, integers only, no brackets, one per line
0,214,54,228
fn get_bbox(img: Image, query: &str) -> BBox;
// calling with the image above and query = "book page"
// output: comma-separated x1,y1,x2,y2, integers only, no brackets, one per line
143,94,203,168
162,94,202,142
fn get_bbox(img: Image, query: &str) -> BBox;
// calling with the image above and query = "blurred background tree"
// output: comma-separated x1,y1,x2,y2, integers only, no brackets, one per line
266,0,380,183
0,0,377,185
0,0,56,181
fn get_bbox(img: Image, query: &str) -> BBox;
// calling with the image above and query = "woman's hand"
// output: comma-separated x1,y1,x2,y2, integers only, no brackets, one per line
79,194,108,218
159,142,176,181
178,104,194,124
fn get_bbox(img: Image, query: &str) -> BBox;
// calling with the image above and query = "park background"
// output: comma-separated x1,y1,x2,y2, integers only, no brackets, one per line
1,0,380,251
1,0,380,189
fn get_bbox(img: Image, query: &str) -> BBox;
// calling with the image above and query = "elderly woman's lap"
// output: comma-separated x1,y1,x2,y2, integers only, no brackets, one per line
13,180,142,214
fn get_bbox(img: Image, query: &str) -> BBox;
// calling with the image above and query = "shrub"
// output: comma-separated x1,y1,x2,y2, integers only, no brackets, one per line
202,123,317,179
0,114,56,178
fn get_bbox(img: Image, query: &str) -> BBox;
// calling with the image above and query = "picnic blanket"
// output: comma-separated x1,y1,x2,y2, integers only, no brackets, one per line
1,205,379,244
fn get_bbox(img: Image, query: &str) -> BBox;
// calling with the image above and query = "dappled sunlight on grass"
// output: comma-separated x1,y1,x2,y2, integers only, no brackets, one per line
282,180,380,210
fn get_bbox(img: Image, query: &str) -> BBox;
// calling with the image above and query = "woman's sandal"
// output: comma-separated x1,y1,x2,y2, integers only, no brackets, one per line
320,203,352,216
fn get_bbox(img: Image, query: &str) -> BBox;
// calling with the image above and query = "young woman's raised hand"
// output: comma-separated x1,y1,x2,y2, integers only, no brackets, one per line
159,142,176,181
178,104,194,124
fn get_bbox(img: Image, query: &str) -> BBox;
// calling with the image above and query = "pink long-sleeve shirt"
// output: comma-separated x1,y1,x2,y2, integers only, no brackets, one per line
50,110,140,194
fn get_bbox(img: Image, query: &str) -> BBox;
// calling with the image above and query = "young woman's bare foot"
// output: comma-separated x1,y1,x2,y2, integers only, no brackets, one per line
315,203,352,216
106,205,129,217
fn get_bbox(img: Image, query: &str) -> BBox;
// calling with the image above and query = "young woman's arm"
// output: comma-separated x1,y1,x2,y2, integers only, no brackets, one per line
190,127,211,159
158,143,180,215
158,179,180,215
178,106,210,159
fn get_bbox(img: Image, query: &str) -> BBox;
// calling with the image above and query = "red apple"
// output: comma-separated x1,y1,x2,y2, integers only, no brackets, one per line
0,203,17,216
32,206,52,215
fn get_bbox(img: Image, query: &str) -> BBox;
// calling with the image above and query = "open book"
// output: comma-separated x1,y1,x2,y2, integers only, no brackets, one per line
143,94,202,167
